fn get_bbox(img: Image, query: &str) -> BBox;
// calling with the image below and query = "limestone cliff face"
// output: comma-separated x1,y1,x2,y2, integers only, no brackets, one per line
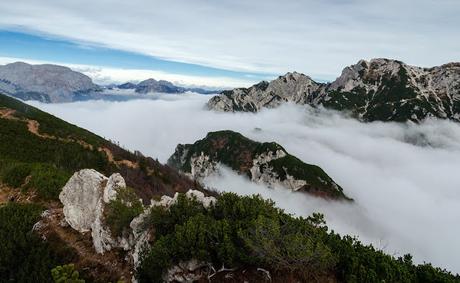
207,59,460,122
168,130,350,200
0,62,101,102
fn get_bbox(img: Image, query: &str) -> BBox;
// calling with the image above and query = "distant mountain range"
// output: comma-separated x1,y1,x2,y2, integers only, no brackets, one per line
115,79,218,95
208,58,460,123
0,62,218,103
2,59,459,123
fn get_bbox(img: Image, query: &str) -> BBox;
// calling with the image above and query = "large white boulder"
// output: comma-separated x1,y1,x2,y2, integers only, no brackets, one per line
59,169,107,233
59,169,130,253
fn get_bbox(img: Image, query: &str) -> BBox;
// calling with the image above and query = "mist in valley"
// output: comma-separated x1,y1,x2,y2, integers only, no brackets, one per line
28,93,460,274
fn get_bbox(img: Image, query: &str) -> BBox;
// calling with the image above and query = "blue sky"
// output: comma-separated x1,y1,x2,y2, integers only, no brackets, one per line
0,30,271,86
0,0,458,87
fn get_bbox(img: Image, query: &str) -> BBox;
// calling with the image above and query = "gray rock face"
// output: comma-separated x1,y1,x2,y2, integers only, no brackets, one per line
59,169,130,253
0,62,100,102
207,59,460,122
208,72,324,112
59,169,107,233
164,259,209,283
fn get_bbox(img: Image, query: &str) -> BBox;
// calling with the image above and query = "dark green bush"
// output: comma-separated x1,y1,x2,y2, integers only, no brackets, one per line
0,203,57,283
105,187,143,237
26,164,70,200
51,264,85,283
1,162,32,188
137,193,337,282
0,161,70,200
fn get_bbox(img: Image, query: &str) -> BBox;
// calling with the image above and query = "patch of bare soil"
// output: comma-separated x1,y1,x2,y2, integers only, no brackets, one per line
0,108,16,119
99,147,138,169
0,182,37,204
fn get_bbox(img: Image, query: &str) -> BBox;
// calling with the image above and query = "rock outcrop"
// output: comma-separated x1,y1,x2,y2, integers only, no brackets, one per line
0,62,101,102
151,189,216,209
59,169,216,268
168,130,350,200
59,169,130,253
207,59,460,122
164,259,209,282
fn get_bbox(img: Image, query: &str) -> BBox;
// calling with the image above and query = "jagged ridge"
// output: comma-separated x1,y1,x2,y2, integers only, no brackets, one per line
207,58,460,122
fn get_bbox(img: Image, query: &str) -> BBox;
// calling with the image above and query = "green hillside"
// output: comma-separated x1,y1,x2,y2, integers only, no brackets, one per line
0,93,198,202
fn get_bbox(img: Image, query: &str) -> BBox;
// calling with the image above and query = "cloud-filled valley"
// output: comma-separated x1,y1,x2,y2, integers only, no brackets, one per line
28,93,460,274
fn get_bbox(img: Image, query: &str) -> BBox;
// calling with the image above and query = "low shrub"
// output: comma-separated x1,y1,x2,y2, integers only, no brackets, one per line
0,161,70,200
136,192,460,283
105,187,143,237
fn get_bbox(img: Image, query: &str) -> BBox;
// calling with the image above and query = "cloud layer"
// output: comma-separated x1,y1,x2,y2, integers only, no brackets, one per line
29,94,460,273
1,0,459,79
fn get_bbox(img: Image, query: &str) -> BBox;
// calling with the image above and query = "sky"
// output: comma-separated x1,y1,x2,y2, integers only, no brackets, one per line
0,0,459,87
28,94,460,274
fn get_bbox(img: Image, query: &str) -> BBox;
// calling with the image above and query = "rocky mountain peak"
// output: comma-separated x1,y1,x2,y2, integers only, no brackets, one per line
280,71,311,81
138,78,158,85
135,78,185,94
0,61,100,102
117,82,137,89
207,70,324,112
329,58,405,92
275,71,317,85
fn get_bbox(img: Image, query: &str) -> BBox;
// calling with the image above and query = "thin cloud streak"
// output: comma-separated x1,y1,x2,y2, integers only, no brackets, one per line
28,94,460,274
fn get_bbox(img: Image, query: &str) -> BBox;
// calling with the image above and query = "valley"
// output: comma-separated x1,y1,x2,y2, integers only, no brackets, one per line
26,93,460,276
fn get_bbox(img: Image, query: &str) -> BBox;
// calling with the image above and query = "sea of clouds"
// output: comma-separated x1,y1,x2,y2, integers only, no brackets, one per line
28,93,460,274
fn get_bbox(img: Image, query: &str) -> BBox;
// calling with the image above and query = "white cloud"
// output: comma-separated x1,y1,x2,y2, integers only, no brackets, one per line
0,56,255,88
1,0,459,79
27,94,460,274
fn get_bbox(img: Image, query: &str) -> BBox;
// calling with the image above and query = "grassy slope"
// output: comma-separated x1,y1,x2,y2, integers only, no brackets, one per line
0,93,198,201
